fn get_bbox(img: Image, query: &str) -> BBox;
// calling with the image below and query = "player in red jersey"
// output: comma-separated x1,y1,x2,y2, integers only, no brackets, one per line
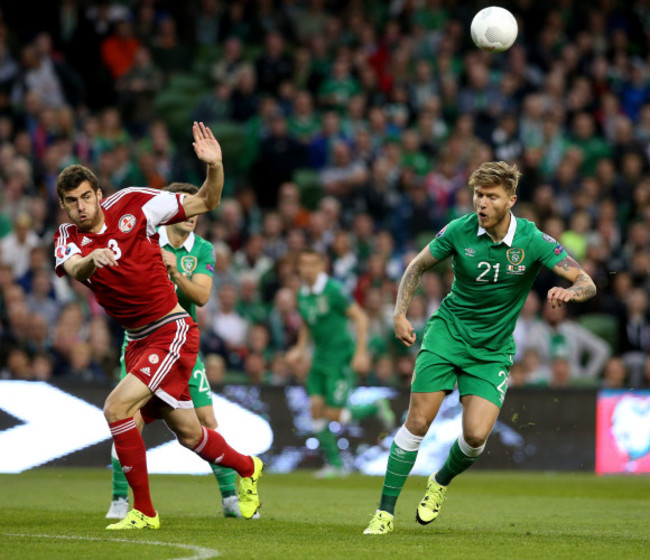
54,123,263,529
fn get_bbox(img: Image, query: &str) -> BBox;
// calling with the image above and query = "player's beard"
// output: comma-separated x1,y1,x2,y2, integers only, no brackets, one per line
478,204,510,229
76,203,102,232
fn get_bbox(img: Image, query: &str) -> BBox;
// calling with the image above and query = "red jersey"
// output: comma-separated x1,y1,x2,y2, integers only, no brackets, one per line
54,187,189,329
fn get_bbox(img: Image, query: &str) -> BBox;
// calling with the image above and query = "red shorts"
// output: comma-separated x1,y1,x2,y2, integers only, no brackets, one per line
124,313,199,419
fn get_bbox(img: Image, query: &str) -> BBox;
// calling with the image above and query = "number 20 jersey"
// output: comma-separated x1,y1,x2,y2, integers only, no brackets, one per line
54,187,188,329
425,213,568,355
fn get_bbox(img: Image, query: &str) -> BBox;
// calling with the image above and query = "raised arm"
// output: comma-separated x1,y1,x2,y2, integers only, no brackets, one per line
548,256,597,307
393,246,440,346
182,122,224,218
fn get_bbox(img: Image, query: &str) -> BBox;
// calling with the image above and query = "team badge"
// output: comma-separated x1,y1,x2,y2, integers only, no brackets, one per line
180,256,197,273
541,233,556,243
119,214,137,233
436,225,448,238
148,354,159,364
55,244,71,259
506,248,525,265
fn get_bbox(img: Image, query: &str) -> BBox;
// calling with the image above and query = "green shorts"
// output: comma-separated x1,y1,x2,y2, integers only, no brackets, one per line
412,319,513,408
120,337,212,409
306,353,354,408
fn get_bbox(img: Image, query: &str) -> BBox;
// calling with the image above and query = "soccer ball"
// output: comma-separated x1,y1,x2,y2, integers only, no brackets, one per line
470,6,518,52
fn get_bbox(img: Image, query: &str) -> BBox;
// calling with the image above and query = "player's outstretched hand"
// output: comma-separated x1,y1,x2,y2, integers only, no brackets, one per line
90,248,118,269
547,286,574,308
394,314,416,347
192,121,222,166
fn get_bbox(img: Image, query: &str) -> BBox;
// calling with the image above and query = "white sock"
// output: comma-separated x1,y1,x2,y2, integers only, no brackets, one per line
393,425,423,452
458,434,485,457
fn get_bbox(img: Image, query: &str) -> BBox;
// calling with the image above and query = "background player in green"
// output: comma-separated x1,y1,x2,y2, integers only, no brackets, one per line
287,249,395,478
364,161,597,535
106,183,245,519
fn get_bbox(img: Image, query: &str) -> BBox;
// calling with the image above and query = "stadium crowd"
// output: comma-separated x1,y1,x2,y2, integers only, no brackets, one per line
0,0,648,390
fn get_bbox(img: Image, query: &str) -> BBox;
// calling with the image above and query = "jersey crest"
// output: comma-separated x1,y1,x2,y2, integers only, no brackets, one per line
180,256,197,274
119,214,137,233
506,248,525,265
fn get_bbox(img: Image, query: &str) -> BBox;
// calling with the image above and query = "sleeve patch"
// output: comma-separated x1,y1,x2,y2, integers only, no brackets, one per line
541,233,556,243
436,225,448,238
554,243,565,255
206,263,215,273
56,244,72,259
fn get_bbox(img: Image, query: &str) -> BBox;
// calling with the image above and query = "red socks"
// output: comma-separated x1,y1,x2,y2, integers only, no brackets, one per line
109,418,155,517
192,427,254,477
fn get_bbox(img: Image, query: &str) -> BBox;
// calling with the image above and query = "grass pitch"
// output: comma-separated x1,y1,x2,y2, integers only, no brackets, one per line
0,469,648,560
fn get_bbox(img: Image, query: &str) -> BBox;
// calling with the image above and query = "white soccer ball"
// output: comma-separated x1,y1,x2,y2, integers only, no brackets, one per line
470,6,518,52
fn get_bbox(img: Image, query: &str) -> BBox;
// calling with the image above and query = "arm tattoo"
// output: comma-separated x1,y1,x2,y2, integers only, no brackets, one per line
566,271,597,302
394,249,439,316
554,256,597,302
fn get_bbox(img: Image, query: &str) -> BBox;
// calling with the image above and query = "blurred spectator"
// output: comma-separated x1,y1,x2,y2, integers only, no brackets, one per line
268,286,301,352
101,18,139,80
25,269,59,326
210,283,249,366
211,37,248,87
602,357,628,389
255,31,293,95
233,234,273,281
1,213,41,278
253,113,306,207
150,16,190,76
116,46,163,134
524,301,611,385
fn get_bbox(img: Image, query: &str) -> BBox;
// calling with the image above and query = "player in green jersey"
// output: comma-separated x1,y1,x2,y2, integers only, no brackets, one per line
287,249,396,478
364,161,596,535
106,183,246,520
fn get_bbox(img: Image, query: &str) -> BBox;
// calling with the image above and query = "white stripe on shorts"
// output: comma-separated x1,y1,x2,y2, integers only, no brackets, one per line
149,319,189,392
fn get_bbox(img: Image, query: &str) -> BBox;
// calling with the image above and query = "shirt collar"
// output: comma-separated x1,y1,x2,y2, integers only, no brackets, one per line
158,226,195,251
300,272,328,295
477,212,517,247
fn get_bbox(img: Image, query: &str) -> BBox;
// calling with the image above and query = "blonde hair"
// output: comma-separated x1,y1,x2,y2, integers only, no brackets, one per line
468,161,522,197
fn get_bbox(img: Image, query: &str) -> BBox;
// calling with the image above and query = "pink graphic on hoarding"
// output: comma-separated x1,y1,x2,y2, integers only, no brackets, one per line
596,390,650,475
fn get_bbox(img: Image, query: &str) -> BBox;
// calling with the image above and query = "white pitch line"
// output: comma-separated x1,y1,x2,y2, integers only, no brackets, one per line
1,533,220,560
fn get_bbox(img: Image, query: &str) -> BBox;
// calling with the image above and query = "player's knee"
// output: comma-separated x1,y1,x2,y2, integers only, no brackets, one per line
405,415,431,437
463,430,488,449
103,397,123,423
176,427,203,449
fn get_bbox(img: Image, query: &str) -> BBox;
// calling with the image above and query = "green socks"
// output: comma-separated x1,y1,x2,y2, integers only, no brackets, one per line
378,426,423,514
111,452,128,500
435,437,484,486
379,440,419,514
211,465,237,498
313,418,343,467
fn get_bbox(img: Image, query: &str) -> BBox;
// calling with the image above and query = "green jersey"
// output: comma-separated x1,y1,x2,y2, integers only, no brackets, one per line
297,273,355,363
158,227,215,321
426,213,567,355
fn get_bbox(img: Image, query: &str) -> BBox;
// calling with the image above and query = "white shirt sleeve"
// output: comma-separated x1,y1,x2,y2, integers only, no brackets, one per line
142,192,186,235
